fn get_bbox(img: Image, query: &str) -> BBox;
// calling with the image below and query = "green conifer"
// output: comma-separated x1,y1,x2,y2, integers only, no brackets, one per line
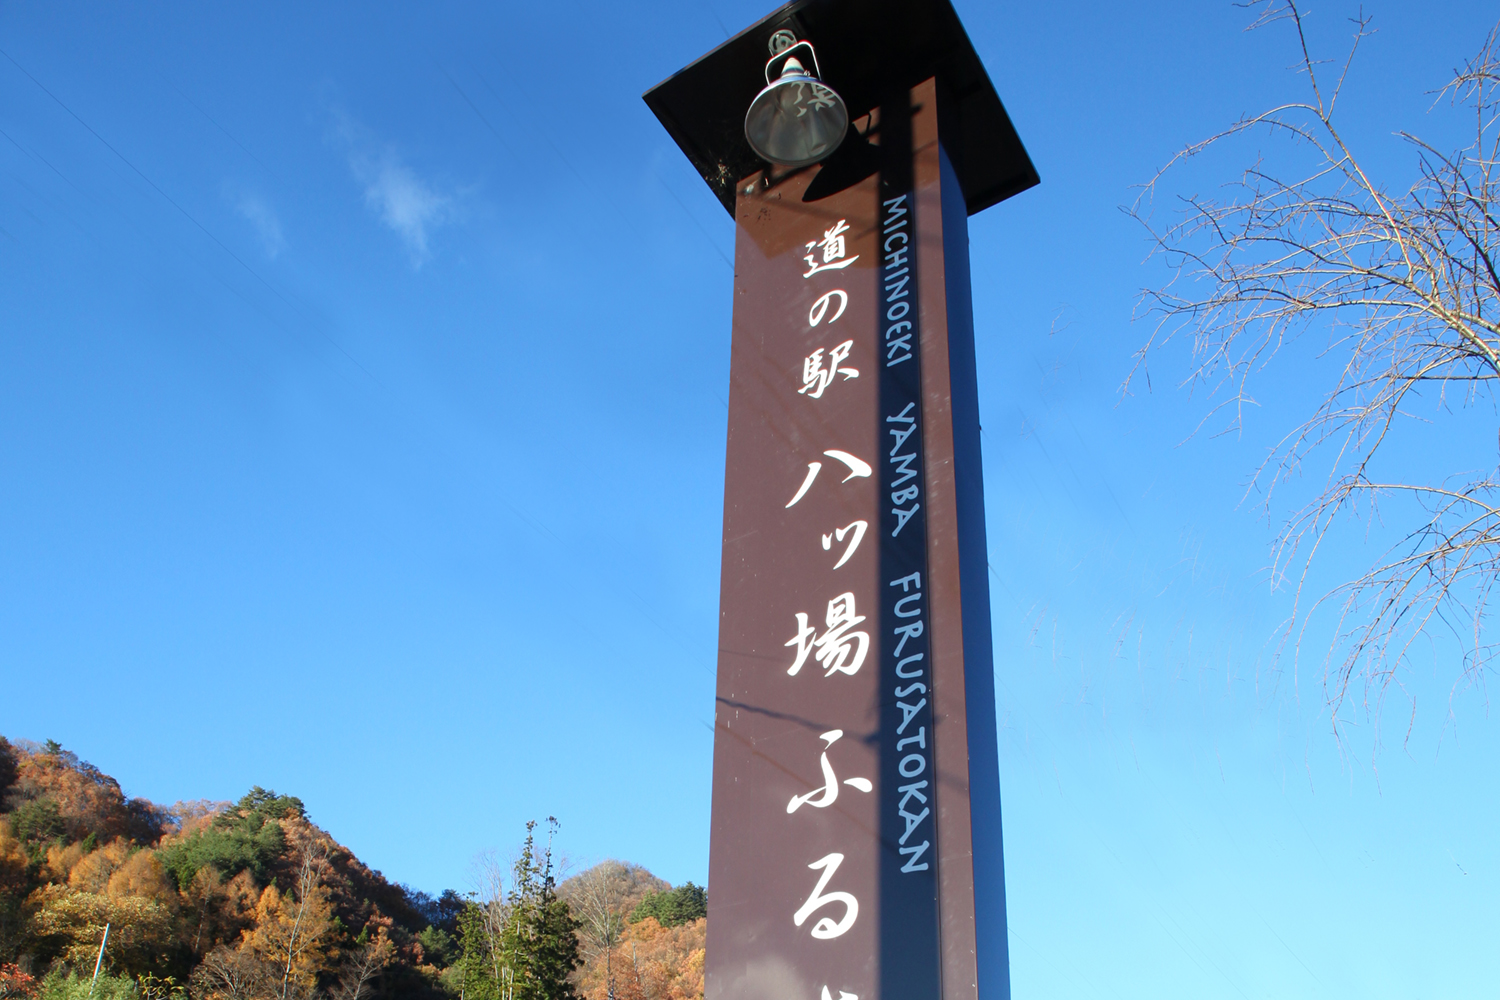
501,819,582,1000
457,819,582,1000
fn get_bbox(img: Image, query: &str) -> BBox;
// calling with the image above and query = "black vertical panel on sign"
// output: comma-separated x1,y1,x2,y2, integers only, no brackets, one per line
936,141,1012,1000
877,89,942,1000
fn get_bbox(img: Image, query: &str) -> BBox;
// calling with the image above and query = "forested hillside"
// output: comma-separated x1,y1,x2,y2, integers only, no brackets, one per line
558,864,705,1000
0,736,705,1000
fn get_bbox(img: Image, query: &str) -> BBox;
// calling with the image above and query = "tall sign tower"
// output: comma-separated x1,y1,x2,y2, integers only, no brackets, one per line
644,4,1036,1000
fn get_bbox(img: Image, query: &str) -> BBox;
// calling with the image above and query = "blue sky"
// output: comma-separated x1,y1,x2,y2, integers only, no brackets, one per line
2,0,1496,996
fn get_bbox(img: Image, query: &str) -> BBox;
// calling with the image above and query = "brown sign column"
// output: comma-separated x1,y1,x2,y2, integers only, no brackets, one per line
644,6,1036,1000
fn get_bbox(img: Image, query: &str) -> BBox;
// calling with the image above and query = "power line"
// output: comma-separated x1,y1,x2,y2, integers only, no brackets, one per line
0,47,380,387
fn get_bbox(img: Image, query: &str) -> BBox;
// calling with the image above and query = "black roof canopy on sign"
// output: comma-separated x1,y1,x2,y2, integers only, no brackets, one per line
642,0,1038,218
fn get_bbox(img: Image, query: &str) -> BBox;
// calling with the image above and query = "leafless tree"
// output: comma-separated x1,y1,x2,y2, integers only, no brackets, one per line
470,850,513,989
1128,1,1500,740
328,934,393,1000
279,843,330,1000
628,942,648,1000
568,861,631,1000
190,946,274,1000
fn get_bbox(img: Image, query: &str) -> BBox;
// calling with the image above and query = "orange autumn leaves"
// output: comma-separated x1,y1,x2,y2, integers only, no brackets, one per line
2,737,706,1000
27,840,176,970
562,864,705,1000
574,915,705,1000
0,740,424,995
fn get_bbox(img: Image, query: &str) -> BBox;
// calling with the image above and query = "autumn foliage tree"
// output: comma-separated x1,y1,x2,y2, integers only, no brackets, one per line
240,844,337,997
0,962,36,1000
560,867,704,1000
0,740,458,998
1,738,697,1000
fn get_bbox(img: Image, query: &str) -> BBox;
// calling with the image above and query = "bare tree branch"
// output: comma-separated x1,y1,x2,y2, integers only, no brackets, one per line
1128,3,1500,741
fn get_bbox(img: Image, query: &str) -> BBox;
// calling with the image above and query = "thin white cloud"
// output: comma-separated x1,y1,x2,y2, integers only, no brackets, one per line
330,110,453,268
356,153,450,265
231,192,286,259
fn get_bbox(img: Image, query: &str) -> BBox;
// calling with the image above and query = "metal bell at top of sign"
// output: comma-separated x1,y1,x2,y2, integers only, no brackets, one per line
744,36,848,168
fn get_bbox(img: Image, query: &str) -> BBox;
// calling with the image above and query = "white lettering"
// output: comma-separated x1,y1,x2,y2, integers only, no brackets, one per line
824,449,873,481
784,592,870,677
787,730,872,813
793,854,859,939
786,462,822,508
822,520,868,570
808,290,848,327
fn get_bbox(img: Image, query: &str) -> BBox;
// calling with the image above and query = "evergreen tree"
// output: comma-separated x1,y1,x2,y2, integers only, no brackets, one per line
629,883,708,928
0,737,17,805
501,820,582,1000
457,820,582,1000
456,902,502,1000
